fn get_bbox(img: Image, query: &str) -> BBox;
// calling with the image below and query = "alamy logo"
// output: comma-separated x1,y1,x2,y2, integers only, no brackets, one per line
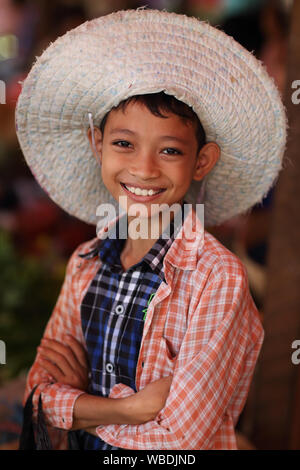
0,340,6,364
291,80,300,105
0,34,18,61
291,340,300,365
95,197,205,252
0,80,5,104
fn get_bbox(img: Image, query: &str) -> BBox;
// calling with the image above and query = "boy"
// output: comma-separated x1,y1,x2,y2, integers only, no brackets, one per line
16,9,287,450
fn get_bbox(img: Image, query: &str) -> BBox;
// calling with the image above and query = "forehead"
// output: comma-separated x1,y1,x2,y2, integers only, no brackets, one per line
105,101,197,137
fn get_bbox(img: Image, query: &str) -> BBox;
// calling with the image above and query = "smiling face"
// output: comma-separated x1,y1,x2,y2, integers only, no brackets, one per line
89,100,220,220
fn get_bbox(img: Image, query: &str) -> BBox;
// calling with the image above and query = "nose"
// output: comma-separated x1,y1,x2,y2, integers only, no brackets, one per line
128,150,160,180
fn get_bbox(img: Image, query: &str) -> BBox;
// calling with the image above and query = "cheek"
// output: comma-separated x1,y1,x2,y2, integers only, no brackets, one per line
99,159,112,186
170,163,194,183
100,156,123,187
101,152,116,174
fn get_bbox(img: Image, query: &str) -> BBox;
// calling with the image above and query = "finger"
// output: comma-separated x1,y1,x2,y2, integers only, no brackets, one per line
41,338,66,349
38,346,75,376
164,375,173,386
65,336,89,369
162,376,173,391
163,375,172,383
37,356,65,382
41,339,79,371
154,375,172,386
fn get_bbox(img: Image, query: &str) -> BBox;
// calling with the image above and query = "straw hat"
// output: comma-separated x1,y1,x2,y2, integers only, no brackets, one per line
15,8,287,227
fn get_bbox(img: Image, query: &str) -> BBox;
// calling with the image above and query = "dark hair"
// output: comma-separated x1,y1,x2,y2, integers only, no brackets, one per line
99,91,206,153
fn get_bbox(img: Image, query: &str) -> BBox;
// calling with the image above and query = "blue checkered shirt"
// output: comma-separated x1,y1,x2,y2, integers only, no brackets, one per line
75,212,184,450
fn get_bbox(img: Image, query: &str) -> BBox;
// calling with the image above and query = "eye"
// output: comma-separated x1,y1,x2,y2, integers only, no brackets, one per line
112,140,132,148
162,147,182,155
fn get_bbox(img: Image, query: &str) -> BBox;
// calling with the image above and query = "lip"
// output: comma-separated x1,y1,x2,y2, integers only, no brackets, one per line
120,183,166,202
121,182,165,191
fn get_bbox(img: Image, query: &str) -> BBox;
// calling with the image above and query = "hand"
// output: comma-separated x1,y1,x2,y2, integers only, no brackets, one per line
84,426,99,437
124,375,173,424
37,335,90,391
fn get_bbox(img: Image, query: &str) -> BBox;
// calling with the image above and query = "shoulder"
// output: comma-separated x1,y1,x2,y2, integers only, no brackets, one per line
193,230,264,345
64,236,101,277
195,229,248,285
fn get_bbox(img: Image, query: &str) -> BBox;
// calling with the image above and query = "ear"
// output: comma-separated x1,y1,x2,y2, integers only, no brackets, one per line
192,142,220,182
87,127,103,165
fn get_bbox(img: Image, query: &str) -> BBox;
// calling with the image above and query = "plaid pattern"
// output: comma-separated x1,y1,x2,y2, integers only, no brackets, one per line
24,206,264,450
76,214,179,449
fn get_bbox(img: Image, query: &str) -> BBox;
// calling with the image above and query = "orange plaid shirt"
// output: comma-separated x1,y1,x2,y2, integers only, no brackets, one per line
24,207,264,450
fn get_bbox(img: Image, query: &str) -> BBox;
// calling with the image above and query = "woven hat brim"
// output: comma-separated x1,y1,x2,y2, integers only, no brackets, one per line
16,9,287,226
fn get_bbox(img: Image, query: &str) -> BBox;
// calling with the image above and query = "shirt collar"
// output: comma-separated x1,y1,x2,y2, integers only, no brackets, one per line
78,204,188,281
163,203,205,273
142,219,175,281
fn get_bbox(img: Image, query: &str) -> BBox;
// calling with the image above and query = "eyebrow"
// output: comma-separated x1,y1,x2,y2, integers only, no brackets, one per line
109,128,189,144
109,128,135,135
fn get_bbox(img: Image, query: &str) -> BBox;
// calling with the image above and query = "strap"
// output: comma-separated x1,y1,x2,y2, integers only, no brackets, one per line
19,385,53,450
36,394,52,450
19,385,38,450
68,430,83,450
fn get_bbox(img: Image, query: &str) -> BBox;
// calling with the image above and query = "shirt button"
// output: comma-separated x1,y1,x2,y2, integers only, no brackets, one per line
115,304,124,315
106,362,114,373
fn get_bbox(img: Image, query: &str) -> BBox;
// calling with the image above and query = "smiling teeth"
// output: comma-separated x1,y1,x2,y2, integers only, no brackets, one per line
124,185,162,196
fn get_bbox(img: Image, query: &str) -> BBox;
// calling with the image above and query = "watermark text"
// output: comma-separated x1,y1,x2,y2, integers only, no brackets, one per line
0,80,5,104
291,80,300,105
291,340,300,365
95,197,204,250
0,340,6,364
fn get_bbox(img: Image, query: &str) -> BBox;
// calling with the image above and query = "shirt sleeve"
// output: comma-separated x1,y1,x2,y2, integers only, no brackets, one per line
96,264,264,450
23,244,88,431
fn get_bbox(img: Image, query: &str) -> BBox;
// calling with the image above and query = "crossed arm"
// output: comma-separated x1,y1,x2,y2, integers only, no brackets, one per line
24,241,172,439
36,335,172,436
26,242,264,449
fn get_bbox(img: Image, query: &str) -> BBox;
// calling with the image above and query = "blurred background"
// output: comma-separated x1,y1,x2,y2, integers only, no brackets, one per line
0,0,298,450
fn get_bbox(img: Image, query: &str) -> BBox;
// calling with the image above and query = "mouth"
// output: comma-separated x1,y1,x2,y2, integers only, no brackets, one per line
120,182,167,201
121,183,165,196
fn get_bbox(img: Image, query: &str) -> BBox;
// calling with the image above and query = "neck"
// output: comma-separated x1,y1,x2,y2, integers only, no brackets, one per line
123,200,184,260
